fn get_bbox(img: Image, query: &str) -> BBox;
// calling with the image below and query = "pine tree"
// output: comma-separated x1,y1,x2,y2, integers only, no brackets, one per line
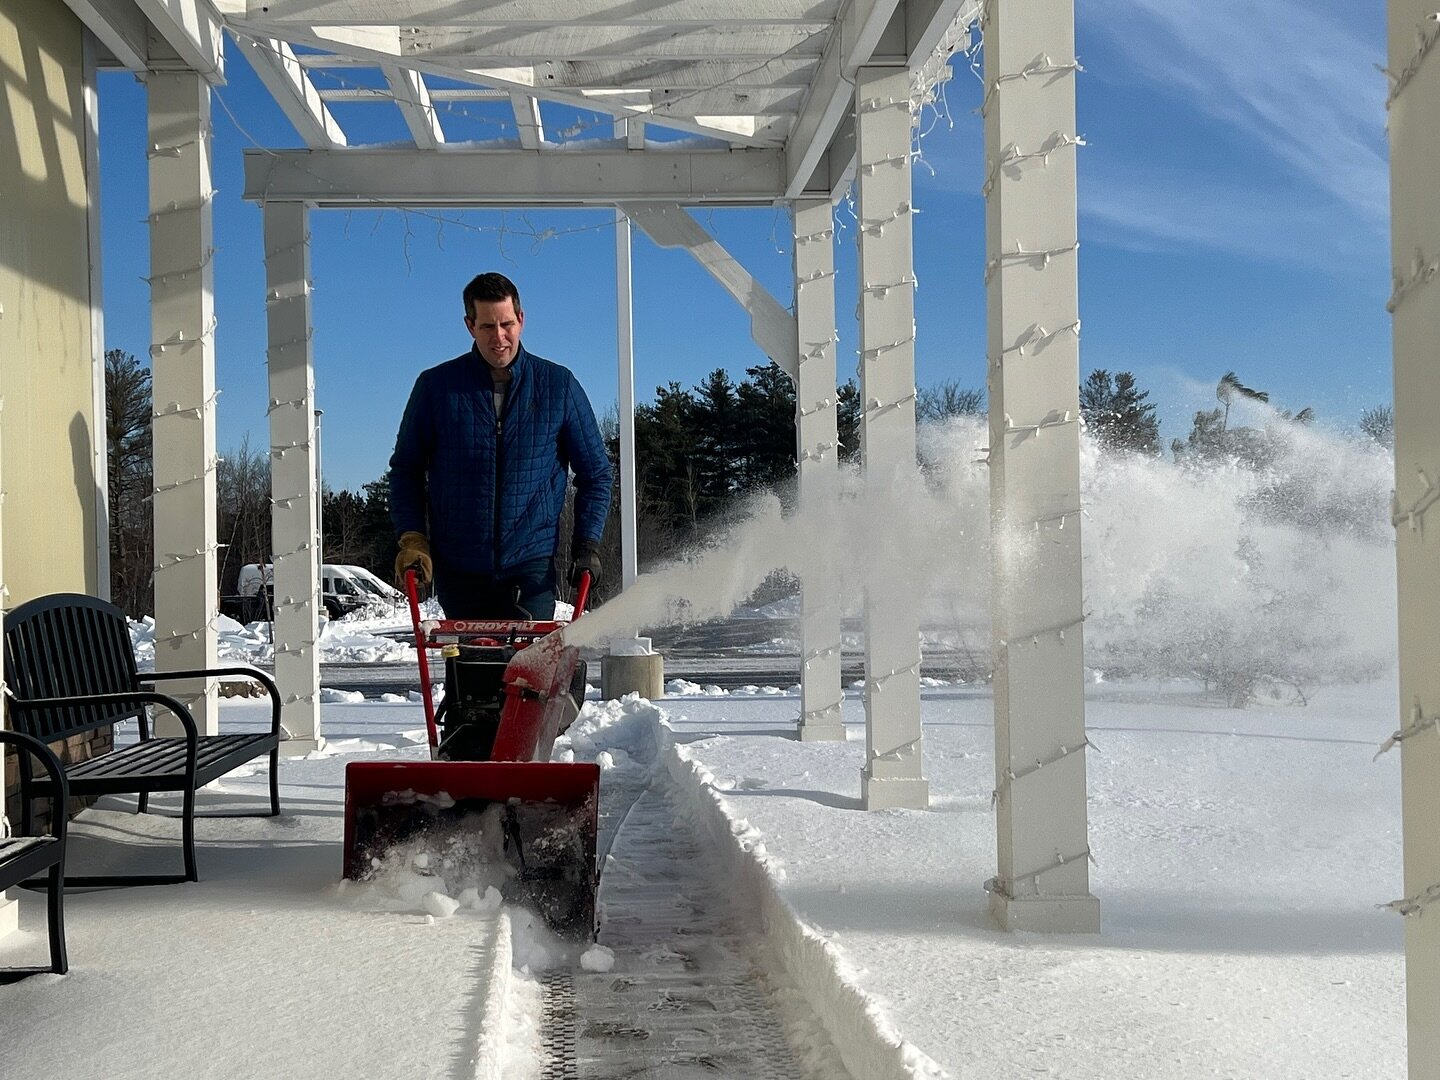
736,362,797,490
692,368,741,512
1079,369,1160,455
837,379,861,463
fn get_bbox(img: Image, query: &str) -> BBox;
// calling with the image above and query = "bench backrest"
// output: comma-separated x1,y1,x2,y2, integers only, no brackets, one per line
4,593,144,741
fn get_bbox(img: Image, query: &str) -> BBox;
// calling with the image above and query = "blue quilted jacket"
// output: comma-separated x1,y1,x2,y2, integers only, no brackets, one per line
388,344,614,577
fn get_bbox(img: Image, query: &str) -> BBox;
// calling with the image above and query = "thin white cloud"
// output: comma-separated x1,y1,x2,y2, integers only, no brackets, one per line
1082,0,1388,232
1080,158,1386,273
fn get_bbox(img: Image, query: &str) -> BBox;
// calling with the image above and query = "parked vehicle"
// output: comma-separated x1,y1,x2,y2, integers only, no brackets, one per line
222,562,400,623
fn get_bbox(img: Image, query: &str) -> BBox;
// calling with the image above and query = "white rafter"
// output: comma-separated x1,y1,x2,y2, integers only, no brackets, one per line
510,91,544,149
216,2,974,197
629,202,797,376
232,34,347,148
382,64,445,149
235,23,794,147
61,0,150,69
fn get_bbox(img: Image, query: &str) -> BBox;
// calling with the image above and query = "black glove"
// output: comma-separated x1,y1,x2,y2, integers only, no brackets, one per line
569,538,602,589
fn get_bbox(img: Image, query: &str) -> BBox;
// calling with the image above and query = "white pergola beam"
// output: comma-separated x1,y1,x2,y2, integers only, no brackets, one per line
784,0,901,198
263,201,322,756
61,0,150,70
793,198,844,742
510,92,544,149
242,147,787,205
405,25,828,62
241,0,841,25
983,0,1097,933
476,57,822,91
147,70,219,735
382,64,445,149
1387,2,1440,1072
232,35,347,148
299,55,820,90
787,0,979,196
906,0,974,62
328,80,803,118
134,0,226,80
854,65,926,810
629,202,798,376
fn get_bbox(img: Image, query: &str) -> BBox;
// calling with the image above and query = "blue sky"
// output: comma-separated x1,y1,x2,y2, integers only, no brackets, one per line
98,1,1390,492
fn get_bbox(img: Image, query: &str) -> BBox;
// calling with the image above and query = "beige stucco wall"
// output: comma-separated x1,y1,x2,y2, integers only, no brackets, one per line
0,0,100,604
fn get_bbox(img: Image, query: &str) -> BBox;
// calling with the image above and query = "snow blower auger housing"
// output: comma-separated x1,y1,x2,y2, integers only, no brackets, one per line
342,570,600,939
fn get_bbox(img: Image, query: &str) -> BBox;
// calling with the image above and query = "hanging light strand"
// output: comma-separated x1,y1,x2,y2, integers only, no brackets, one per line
985,242,1079,285
1391,467,1440,535
1383,13,1440,109
1375,700,1440,760
984,847,1096,893
982,133,1086,197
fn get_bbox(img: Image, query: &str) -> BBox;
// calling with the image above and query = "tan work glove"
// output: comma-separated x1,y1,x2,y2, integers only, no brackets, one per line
394,531,433,585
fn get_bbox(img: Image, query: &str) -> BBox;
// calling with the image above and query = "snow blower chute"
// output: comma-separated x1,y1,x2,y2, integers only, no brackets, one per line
342,570,600,938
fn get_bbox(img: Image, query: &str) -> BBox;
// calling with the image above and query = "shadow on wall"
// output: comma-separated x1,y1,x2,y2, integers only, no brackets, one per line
0,7,90,294
71,411,99,590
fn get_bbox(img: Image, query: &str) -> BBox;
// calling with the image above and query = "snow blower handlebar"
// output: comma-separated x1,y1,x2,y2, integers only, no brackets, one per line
573,569,592,618
403,568,594,758
403,568,440,755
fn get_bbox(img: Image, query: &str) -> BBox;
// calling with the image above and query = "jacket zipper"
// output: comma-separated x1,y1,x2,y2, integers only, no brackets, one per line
494,410,504,577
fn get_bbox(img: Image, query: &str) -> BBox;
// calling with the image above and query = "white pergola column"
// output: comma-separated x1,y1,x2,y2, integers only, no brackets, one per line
793,198,844,742
1386,3,1440,1071
615,209,638,590
262,200,322,755
147,70,218,735
983,0,1098,932
854,65,926,810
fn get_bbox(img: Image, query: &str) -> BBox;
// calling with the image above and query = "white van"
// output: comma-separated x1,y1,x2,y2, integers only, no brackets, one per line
236,562,401,620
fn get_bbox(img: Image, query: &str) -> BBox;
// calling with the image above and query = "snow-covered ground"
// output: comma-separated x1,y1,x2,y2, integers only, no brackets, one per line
0,673,1406,1079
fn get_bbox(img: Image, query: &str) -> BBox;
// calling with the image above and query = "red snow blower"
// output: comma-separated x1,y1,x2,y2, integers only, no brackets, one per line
342,569,599,938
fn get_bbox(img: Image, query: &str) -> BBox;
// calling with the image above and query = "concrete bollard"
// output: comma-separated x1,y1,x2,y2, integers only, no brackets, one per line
601,638,665,700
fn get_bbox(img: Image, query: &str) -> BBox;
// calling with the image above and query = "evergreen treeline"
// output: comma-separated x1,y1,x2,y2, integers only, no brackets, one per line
102,350,1393,621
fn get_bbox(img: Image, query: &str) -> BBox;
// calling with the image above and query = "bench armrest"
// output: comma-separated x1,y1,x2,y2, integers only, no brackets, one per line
0,729,70,841
9,690,199,748
143,667,283,739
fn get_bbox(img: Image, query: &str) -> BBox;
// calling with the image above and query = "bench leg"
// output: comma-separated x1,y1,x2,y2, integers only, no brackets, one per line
137,792,149,815
0,861,70,982
182,787,198,883
269,747,281,816
46,859,68,975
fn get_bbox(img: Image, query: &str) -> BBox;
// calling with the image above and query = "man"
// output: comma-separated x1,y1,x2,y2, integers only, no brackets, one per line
389,272,613,619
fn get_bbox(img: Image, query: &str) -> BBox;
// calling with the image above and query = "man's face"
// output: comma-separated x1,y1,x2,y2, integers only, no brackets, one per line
466,297,524,368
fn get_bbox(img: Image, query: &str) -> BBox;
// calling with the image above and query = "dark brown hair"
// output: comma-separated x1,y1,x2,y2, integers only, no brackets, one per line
462,272,521,319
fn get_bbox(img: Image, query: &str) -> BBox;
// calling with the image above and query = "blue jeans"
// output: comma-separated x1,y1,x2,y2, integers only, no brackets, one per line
434,557,556,620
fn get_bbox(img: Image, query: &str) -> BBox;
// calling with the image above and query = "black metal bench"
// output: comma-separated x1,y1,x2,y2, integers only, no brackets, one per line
3,592,283,886
0,729,68,981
